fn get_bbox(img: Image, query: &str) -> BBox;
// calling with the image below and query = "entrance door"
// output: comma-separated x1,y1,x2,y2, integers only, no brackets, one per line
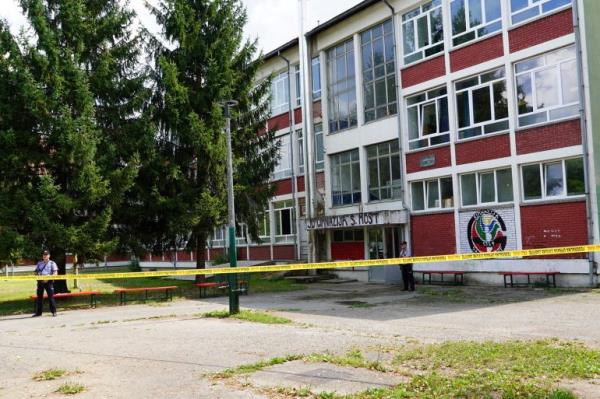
367,228,385,282
369,226,404,283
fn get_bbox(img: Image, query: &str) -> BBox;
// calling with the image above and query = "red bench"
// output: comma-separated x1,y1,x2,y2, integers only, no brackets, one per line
113,286,177,305
499,272,559,288
417,271,465,285
30,291,100,310
194,279,248,298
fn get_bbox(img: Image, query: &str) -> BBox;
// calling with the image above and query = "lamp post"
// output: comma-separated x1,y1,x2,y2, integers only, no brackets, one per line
221,99,240,314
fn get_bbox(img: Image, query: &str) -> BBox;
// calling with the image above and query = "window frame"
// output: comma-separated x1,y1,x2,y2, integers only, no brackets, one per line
411,176,454,211
294,64,302,107
270,70,289,116
460,168,514,207
366,140,402,202
406,86,450,151
273,200,296,243
401,0,444,66
327,38,358,134
450,0,503,48
314,123,325,171
273,134,292,181
312,56,321,100
514,46,578,128
330,149,362,207
521,157,585,202
510,0,572,26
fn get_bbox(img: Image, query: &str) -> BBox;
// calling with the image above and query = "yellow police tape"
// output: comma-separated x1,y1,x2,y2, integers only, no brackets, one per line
2,244,598,282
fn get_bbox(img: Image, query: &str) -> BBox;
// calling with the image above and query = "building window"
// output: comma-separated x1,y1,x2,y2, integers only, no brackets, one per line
294,64,301,107
312,57,321,100
402,0,444,65
297,129,304,174
314,123,324,171
257,212,270,240
455,67,508,140
333,229,364,242
514,46,578,128
521,158,585,201
511,0,572,25
270,71,289,116
361,19,397,123
331,149,361,206
411,177,453,211
450,0,502,47
367,140,401,201
327,39,357,133
406,86,450,150
460,168,513,206
274,200,295,243
273,134,292,180
210,226,226,247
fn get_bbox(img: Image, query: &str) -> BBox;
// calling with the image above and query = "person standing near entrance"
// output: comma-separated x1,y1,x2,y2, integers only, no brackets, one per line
399,241,415,291
33,250,58,317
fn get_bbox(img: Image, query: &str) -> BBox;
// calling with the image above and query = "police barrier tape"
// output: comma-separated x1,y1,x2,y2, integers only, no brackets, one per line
2,244,598,282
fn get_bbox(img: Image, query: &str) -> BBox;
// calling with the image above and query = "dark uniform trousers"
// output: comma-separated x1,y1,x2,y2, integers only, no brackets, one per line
401,264,415,291
35,281,57,315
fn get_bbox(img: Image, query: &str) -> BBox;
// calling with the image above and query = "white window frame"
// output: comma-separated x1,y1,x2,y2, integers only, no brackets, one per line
510,0,572,26
314,123,324,171
460,168,514,207
327,38,357,134
411,176,454,211
450,0,503,47
514,46,578,128
366,140,402,202
312,57,321,100
274,200,295,243
455,67,509,140
401,0,444,65
331,149,361,206
294,64,301,107
273,134,292,181
521,157,585,202
270,71,289,116
297,129,304,175
406,86,450,151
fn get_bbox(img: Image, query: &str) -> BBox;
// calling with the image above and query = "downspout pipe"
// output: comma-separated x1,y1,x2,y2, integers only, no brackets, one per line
572,0,597,287
383,0,411,246
277,52,300,261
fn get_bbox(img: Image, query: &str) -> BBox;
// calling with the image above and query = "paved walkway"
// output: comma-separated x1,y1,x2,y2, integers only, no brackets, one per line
1,283,599,398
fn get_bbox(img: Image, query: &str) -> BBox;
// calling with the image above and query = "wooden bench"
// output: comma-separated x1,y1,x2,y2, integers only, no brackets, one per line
499,272,559,288
194,277,249,298
113,286,177,305
417,271,465,285
30,291,100,310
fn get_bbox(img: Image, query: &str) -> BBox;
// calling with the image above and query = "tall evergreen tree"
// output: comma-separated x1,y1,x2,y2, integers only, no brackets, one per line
147,0,277,272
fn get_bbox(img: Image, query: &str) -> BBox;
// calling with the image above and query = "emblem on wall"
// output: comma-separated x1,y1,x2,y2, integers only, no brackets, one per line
467,209,507,253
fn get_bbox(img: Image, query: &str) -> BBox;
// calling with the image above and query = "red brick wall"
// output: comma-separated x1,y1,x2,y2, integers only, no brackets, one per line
237,247,247,261
297,175,305,192
316,171,325,190
455,134,511,165
450,34,504,72
267,112,289,131
401,55,445,88
520,201,587,258
516,119,581,155
208,248,224,262
411,213,456,256
249,246,271,260
331,242,364,260
275,178,293,196
273,245,295,260
406,146,452,174
509,8,573,53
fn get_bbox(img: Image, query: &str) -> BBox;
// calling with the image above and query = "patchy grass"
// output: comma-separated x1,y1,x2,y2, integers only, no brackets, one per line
33,368,67,381
56,383,85,395
203,309,292,325
212,354,303,378
307,348,387,372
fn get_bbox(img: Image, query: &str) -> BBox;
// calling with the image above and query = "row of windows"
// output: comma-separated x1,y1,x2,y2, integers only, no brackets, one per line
270,57,321,116
410,157,584,211
409,46,578,150
273,123,324,181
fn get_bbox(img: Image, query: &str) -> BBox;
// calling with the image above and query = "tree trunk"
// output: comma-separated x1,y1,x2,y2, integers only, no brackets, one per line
195,232,207,283
53,249,70,293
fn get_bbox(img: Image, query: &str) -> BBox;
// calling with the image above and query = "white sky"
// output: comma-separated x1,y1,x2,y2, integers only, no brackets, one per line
0,0,362,53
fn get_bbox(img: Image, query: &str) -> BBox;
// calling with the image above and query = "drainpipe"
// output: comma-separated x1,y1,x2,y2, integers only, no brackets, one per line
277,52,300,261
383,0,411,247
572,0,597,287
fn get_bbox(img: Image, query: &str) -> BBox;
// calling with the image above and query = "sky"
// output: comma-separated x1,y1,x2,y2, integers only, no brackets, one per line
0,0,363,53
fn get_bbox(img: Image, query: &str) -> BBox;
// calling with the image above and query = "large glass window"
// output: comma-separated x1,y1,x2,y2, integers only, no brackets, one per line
514,46,578,127
521,158,585,201
361,20,397,123
327,39,357,133
274,200,295,243
314,123,324,171
331,149,361,206
273,134,292,180
312,57,321,100
257,212,270,240
367,140,401,202
460,168,513,206
406,86,450,150
455,67,508,140
411,177,453,211
294,64,301,107
510,0,572,25
333,229,364,242
402,0,444,65
270,71,289,116
451,0,502,47
297,129,304,174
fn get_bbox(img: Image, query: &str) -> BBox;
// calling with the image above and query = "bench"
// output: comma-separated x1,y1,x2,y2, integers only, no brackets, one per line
417,271,465,285
113,286,177,305
499,272,559,288
30,291,100,310
194,275,249,298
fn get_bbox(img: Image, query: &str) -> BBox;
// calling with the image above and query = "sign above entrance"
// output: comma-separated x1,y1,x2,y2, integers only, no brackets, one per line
307,210,407,230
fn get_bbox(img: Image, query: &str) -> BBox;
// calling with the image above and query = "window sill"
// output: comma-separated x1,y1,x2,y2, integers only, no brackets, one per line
401,51,445,70
459,202,515,212
367,198,403,205
520,195,586,207
450,31,503,53
362,112,398,127
405,141,451,155
410,208,454,215
508,5,572,31
456,130,509,144
327,125,359,137
330,203,362,210
515,115,580,133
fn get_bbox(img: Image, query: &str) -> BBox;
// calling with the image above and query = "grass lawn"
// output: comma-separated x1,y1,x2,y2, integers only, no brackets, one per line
0,269,305,316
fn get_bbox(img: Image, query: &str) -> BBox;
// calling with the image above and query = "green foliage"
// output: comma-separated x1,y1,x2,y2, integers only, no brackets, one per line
203,309,292,325
212,354,302,378
56,383,85,395
33,368,66,381
307,348,387,372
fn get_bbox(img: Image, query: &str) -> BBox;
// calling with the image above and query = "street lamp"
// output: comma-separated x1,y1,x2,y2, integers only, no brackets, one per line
220,99,240,314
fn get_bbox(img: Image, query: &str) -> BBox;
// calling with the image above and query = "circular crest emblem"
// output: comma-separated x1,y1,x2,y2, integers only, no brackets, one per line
467,209,507,253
